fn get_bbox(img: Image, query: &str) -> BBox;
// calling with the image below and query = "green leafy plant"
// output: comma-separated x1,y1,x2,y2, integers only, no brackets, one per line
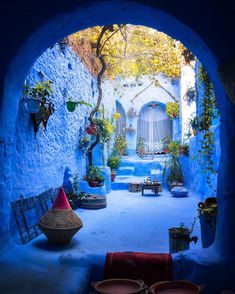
197,66,219,189
184,87,196,105
66,98,93,112
93,118,114,143
23,80,55,136
23,80,53,100
87,166,104,182
162,155,184,186
188,116,199,135
107,155,121,171
114,135,127,156
165,102,180,119
78,136,90,157
167,140,181,156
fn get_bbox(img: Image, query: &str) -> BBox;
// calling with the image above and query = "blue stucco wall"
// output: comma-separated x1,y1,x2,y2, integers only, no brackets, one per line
0,1,235,291
11,43,97,200
181,61,220,199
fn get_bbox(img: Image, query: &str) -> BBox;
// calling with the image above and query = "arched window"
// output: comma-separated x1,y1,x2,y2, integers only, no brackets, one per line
137,103,172,153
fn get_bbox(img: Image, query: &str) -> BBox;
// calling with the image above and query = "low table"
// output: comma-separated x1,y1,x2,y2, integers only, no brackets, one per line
142,183,161,196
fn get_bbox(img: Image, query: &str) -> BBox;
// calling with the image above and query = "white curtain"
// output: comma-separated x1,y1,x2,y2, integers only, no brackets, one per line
137,105,172,152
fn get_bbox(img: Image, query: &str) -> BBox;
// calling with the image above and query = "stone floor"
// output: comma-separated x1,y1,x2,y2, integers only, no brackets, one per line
0,189,201,294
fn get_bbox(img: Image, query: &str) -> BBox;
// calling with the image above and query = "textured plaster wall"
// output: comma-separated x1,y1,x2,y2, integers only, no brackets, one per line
181,62,220,198
5,43,115,237
11,43,96,199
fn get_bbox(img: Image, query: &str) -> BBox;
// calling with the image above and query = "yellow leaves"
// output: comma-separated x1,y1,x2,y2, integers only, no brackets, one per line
71,24,186,79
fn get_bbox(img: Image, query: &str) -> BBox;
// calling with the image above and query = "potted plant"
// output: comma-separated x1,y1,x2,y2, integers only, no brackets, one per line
93,117,114,143
161,136,171,153
162,154,184,190
22,80,53,114
179,143,189,156
114,135,127,156
184,87,196,105
169,222,198,253
87,166,104,187
107,155,121,182
165,102,180,119
78,136,90,157
188,116,199,136
198,197,217,248
66,98,92,112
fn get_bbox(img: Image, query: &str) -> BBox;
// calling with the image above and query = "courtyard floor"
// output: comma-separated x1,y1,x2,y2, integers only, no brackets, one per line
0,189,201,294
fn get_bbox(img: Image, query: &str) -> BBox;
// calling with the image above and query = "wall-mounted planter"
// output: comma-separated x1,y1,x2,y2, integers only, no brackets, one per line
87,125,95,135
23,98,41,113
66,101,77,112
126,127,136,133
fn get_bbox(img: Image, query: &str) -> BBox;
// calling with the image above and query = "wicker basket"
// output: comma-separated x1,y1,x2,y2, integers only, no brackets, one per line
79,195,106,209
38,208,83,245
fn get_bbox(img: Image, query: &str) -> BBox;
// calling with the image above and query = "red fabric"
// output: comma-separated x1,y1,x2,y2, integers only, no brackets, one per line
104,251,172,286
52,187,71,209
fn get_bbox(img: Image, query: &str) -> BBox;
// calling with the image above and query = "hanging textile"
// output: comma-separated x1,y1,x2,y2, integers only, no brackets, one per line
137,105,172,153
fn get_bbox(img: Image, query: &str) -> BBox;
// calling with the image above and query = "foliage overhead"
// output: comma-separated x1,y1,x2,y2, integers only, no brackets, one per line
70,25,185,79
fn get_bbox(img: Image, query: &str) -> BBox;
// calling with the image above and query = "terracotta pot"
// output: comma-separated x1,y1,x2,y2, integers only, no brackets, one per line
91,279,147,294
89,181,98,187
164,148,169,154
111,172,116,182
149,280,204,294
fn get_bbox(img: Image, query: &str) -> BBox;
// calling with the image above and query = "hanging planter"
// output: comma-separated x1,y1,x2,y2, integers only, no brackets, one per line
22,80,53,114
66,99,93,112
23,98,42,114
66,101,78,112
86,125,95,135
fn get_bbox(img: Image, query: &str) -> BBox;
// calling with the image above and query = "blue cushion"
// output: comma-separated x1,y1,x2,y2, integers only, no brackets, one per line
171,186,188,197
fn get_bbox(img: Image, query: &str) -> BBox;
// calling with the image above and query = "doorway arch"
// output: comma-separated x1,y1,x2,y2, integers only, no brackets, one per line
137,102,172,153
0,1,234,290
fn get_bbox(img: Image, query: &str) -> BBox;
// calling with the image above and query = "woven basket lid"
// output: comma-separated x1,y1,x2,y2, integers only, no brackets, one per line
39,208,83,229
53,187,71,209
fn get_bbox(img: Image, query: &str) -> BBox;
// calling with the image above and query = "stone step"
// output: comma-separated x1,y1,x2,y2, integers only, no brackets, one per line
117,166,135,176
111,176,147,191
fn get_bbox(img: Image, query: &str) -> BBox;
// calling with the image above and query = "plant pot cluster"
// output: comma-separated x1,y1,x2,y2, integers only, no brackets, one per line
87,166,105,188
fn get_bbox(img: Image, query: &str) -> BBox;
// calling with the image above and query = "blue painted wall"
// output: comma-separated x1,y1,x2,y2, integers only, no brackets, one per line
0,1,235,291
11,43,97,201
181,61,220,199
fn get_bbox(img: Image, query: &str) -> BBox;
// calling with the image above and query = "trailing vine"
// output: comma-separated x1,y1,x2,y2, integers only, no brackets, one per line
198,66,219,190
